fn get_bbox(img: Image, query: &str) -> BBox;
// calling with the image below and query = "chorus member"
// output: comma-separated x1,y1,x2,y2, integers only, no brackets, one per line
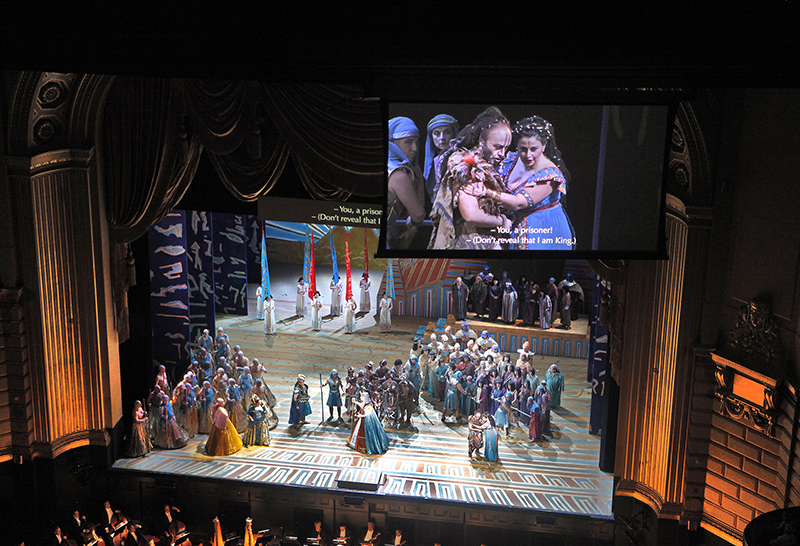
386,117,425,249
325,369,344,421
468,410,490,459
255,285,264,319
471,266,493,319
379,292,393,333
494,392,513,439
312,291,324,331
539,289,552,329
344,297,358,334
330,276,343,316
263,295,276,335
501,281,518,324
537,383,552,436
560,285,572,329
359,273,372,312
243,395,270,447
153,393,189,449
429,107,513,250
124,401,151,458
296,277,307,316
424,114,460,200
545,364,565,407
451,276,469,321
289,374,312,428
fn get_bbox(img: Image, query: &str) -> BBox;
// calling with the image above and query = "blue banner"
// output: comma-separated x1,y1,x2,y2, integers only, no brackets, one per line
149,211,191,379
212,212,248,315
303,224,311,286
187,210,215,344
330,228,339,284
589,276,608,435
386,259,395,299
261,222,271,298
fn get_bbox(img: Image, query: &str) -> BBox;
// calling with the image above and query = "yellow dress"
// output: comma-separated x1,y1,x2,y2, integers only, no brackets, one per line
205,408,243,456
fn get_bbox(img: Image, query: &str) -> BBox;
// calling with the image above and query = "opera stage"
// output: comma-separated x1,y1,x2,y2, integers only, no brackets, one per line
114,291,612,527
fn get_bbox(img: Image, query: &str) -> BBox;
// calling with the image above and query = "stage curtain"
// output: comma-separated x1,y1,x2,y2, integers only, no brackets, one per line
103,76,203,243
261,83,384,198
185,78,249,155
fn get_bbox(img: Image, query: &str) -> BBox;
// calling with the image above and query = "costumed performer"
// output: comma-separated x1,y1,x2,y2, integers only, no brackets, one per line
124,400,152,458
467,410,490,459
243,395,270,447
451,276,469,321
347,391,389,455
386,116,425,249
359,272,371,312
289,374,312,428
263,295,276,335
424,113,460,200
330,276,343,316
325,369,343,421
545,364,565,407
494,391,513,439
311,291,324,331
379,292,393,333
205,399,243,456
255,285,264,319
344,296,358,334
153,393,189,449
296,277,307,317
428,107,513,250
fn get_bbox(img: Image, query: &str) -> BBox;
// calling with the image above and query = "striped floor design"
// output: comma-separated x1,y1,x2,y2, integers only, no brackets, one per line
115,299,613,517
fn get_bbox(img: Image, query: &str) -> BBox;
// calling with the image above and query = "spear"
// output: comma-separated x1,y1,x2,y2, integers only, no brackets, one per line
491,397,532,418
319,372,325,420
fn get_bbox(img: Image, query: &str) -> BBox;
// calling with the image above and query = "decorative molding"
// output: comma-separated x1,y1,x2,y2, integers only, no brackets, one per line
712,351,779,437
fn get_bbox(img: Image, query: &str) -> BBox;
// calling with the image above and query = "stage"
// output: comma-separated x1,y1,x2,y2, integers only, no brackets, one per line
114,295,612,520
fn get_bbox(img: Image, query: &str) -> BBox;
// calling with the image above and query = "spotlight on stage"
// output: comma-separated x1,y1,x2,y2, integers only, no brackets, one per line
341,495,365,507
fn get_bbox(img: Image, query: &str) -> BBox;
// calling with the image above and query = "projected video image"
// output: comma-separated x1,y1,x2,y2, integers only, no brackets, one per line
382,103,670,258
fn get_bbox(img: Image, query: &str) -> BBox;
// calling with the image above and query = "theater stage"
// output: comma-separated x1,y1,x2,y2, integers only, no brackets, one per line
114,297,612,520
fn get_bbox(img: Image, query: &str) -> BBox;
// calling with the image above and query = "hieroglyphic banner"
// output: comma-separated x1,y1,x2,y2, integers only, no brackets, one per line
149,211,191,378
212,212,248,315
589,276,608,435
246,215,262,284
187,210,215,344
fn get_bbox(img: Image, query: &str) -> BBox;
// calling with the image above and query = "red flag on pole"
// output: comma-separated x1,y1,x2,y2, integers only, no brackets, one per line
308,227,317,299
345,230,353,301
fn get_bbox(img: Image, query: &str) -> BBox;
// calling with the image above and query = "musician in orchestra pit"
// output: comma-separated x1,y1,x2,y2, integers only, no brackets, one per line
359,522,380,545
308,521,328,546
51,526,66,546
67,510,86,544
391,529,406,546
160,505,180,539
124,523,149,546
334,523,351,546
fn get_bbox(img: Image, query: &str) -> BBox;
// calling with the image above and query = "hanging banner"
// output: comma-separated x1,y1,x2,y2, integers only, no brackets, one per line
330,228,340,284
187,210,215,344
212,212,248,315
386,258,395,299
364,228,369,279
345,229,353,301
261,222,271,298
308,225,317,299
303,224,311,286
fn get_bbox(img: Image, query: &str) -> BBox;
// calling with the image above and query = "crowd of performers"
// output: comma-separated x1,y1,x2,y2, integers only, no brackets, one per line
124,321,567,464
295,321,566,461
450,266,583,331
255,272,394,335
123,326,279,459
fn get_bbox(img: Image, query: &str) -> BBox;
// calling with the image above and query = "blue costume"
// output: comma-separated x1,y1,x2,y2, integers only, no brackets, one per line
444,374,460,412
289,380,312,426
484,420,499,462
423,114,460,200
494,392,513,429
545,366,565,407
406,356,422,393
348,395,389,455
500,154,575,250
386,117,423,249
243,399,270,446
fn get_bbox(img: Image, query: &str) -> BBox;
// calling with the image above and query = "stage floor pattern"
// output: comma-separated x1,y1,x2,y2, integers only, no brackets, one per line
114,297,613,518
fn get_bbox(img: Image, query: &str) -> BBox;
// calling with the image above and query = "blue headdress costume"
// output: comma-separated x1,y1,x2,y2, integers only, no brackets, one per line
387,117,420,173
423,114,460,197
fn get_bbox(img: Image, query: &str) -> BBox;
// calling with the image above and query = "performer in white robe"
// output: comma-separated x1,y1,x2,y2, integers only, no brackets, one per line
344,297,358,334
255,286,264,319
379,293,393,333
359,273,371,312
296,278,307,316
330,276,343,316
311,291,324,331
263,295,276,335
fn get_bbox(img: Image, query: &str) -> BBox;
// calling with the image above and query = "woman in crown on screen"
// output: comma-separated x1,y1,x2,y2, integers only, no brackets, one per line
386,116,426,249
428,107,513,250
470,116,575,250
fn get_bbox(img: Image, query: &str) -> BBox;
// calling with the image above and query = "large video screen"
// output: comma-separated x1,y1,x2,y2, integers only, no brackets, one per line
380,103,672,259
